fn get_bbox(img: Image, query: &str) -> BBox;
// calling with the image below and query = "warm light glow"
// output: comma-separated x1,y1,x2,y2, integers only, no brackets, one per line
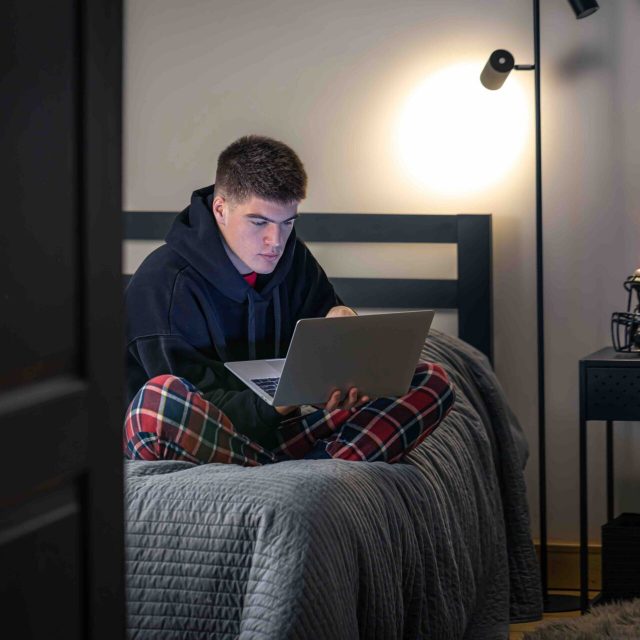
394,61,529,196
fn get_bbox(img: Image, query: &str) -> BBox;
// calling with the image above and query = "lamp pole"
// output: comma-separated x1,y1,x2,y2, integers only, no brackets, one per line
532,0,550,608
532,0,582,613
480,0,600,613
534,0,589,613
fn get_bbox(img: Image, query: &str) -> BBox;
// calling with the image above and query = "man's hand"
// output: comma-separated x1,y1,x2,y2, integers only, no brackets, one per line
275,404,298,416
320,387,370,411
325,305,357,318
275,386,370,416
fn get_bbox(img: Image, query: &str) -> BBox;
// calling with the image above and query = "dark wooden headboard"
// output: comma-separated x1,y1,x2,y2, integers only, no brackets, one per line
124,212,493,362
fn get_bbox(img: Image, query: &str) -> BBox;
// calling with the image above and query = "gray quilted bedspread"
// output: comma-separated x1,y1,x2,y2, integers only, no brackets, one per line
124,330,542,639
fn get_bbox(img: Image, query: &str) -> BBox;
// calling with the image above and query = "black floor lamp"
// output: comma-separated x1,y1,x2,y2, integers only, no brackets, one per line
480,0,600,613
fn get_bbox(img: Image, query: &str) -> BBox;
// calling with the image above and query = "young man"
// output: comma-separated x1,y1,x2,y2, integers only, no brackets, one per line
124,135,455,464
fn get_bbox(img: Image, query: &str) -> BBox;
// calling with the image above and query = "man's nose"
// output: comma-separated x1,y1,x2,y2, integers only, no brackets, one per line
265,223,282,248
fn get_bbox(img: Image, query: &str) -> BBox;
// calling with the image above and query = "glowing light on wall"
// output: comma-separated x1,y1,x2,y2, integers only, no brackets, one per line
394,61,529,196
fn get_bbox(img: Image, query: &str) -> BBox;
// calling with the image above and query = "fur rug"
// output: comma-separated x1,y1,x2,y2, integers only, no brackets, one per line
524,598,640,639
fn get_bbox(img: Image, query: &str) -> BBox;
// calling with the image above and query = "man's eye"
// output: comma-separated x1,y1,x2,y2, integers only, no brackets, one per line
251,220,295,227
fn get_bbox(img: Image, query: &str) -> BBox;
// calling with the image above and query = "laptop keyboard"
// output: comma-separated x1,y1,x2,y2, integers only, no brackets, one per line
251,377,280,397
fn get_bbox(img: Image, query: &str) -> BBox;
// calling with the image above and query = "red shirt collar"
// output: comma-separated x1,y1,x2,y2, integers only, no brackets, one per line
242,271,258,288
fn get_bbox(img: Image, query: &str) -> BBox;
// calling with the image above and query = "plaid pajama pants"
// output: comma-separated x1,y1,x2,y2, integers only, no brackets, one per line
123,362,455,466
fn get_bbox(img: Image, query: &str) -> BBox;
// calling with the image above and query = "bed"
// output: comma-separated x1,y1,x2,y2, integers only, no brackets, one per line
122,212,542,639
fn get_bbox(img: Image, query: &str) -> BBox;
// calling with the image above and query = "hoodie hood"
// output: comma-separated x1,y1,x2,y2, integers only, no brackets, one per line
165,185,297,303
165,185,296,360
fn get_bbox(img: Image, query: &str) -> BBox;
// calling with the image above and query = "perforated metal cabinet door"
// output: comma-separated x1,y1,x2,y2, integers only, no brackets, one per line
585,368,640,421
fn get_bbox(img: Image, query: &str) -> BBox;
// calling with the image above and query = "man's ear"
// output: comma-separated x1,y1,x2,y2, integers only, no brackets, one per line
212,195,227,225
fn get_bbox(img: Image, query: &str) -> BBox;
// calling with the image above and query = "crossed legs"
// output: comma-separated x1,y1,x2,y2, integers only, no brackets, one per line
124,362,455,466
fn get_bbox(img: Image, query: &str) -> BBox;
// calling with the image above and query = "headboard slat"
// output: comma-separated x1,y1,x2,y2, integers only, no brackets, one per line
457,215,493,361
126,211,176,240
331,278,457,309
295,214,457,243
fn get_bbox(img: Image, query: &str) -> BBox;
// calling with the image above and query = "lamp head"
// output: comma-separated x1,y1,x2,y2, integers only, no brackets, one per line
568,0,600,19
480,49,515,90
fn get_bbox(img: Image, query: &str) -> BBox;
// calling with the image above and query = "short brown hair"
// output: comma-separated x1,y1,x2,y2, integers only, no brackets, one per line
214,135,307,204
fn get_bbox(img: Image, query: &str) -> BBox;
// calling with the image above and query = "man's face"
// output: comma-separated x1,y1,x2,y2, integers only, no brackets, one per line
212,194,298,274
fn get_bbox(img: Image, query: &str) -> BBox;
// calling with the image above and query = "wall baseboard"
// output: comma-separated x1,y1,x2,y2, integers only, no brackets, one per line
534,541,601,590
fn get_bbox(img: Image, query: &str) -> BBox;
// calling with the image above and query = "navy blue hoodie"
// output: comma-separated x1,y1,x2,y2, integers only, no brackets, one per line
125,185,342,449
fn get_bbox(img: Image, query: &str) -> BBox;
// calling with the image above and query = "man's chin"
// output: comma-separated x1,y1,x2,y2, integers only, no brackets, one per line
254,266,277,275
253,255,280,274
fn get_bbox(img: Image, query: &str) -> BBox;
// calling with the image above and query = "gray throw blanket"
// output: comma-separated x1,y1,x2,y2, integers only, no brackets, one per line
125,330,542,639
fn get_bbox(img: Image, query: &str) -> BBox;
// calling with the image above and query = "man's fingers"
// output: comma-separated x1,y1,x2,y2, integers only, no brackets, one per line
324,389,341,410
343,387,359,409
323,388,371,411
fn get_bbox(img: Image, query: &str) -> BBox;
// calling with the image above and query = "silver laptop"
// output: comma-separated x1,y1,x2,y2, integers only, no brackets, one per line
224,309,435,407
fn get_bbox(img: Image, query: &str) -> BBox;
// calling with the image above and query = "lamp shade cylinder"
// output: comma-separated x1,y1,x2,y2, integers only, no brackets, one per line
568,0,599,19
480,49,515,90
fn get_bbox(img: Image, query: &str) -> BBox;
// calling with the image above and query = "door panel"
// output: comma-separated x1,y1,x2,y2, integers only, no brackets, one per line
0,1,124,638
1,484,83,640
0,377,87,503
1,0,78,388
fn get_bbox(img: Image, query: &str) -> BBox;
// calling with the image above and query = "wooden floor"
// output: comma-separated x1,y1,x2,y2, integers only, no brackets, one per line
508,591,596,639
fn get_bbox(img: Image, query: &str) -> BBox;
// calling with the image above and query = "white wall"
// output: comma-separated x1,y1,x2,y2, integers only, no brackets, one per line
124,0,640,542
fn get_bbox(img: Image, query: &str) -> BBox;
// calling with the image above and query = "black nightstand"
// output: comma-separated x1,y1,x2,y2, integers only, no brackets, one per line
579,347,640,613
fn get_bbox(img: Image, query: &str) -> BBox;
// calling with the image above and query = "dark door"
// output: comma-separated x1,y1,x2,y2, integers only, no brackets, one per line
0,1,124,638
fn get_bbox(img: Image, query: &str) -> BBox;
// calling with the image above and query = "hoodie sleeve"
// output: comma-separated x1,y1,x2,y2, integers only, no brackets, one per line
293,242,344,319
127,333,283,449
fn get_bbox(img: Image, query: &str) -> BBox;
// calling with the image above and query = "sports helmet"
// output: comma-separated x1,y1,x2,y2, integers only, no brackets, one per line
611,268,640,352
